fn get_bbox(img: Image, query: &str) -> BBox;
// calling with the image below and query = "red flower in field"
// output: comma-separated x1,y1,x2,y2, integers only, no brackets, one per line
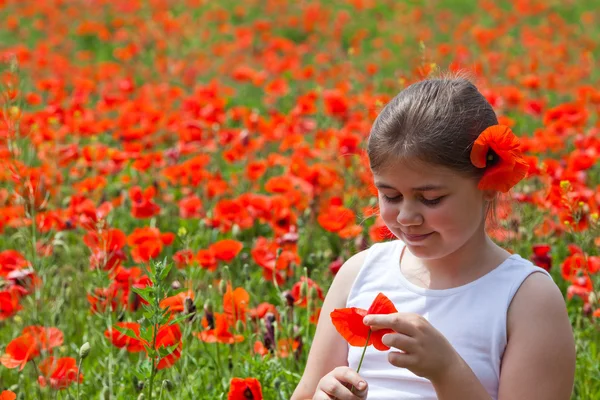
0,250,30,277
104,322,146,353
0,335,40,370
127,227,173,263
470,125,529,193
531,244,552,272
21,326,64,351
160,290,194,313
227,377,263,400
210,239,244,262
331,292,398,351
291,277,324,307
173,249,195,268
83,228,127,271
179,195,203,218
154,324,183,370
253,337,301,359
0,390,16,400
0,286,25,320
223,283,249,324
317,205,362,238
129,185,161,218
37,357,83,390
567,275,593,304
195,313,244,344
196,248,218,271
249,302,278,320
323,89,349,119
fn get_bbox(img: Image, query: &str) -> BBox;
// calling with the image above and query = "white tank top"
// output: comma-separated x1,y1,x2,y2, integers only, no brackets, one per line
346,240,552,399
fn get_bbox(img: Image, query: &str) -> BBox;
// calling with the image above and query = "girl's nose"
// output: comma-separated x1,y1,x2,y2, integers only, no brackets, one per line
397,205,423,227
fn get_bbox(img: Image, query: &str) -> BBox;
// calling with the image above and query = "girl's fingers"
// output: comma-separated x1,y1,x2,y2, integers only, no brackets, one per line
381,332,418,353
331,367,367,392
363,313,420,337
388,350,417,369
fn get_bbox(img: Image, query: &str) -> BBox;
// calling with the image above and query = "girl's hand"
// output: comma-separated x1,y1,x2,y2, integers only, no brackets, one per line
313,366,368,400
363,313,459,383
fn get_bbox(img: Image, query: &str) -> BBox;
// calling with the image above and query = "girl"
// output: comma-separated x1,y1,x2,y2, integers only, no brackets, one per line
291,77,576,400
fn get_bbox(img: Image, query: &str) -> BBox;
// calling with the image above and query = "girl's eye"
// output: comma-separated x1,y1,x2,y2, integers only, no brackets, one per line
382,194,402,203
421,197,444,206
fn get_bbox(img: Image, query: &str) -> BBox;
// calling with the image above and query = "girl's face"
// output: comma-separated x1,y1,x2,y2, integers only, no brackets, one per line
373,159,489,260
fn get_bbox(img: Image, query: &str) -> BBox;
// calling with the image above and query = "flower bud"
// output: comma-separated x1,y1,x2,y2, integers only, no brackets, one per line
300,281,308,298
235,319,244,333
204,299,213,314
282,291,295,307
218,279,228,295
137,394,145,400
79,342,91,359
162,379,174,391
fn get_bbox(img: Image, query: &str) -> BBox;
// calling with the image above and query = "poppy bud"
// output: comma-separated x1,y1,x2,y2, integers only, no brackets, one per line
79,342,91,359
282,291,295,307
204,299,213,314
171,280,182,290
184,297,196,317
162,379,174,391
133,376,144,392
242,263,250,281
218,279,228,295
300,280,309,297
235,319,244,333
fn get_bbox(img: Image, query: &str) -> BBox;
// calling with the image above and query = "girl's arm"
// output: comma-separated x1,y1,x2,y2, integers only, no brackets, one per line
290,250,368,400
497,272,576,399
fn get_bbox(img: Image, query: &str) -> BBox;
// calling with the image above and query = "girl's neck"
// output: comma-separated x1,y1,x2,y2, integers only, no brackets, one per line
401,227,510,290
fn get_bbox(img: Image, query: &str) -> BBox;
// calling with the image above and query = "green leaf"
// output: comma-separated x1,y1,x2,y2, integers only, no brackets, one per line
159,260,172,281
113,325,140,341
132,286,154,304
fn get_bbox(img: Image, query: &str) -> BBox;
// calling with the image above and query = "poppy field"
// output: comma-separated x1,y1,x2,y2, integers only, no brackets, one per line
1,0,600,398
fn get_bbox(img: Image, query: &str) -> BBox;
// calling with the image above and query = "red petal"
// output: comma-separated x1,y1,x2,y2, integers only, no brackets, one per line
370,328,395,351
330,308,371,347
367,293,397,315
477,157,528,193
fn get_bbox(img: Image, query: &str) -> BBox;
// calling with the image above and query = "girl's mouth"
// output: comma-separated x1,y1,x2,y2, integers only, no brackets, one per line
402,232,434,242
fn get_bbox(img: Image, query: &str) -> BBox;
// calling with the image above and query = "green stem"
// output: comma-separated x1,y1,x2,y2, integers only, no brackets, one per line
351,329,371,395
31,358,44,399
76,357,83,400
147,323,159,400
356,329,371,374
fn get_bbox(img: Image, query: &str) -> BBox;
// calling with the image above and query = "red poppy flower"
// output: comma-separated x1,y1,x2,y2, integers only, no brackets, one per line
195,313,244,344
291,277,324,307
0,391,16,400
37,357,83,390
160,290,194,313
531,244,552,272
330,292,397,351
223,283,249,324
470,125,529,193
227,377,263,400
104,322,146,353
0,335,40,370
154,324,182,370
210,239,244,262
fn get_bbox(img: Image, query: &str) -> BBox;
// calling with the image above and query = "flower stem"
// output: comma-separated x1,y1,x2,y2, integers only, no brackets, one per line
76,357,83,400
351,329,371,394
356,329,371,374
